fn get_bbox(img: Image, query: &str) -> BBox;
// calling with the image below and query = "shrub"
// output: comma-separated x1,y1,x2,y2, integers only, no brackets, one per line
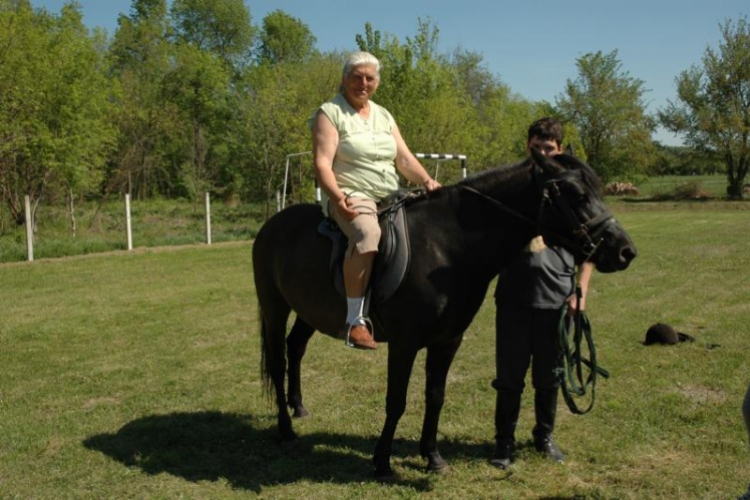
672,181,712,200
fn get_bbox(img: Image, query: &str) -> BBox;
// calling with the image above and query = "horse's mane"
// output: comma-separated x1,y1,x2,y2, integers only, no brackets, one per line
403,153,602,208
456,154,602,195
552,154,603,194
457,157,532,188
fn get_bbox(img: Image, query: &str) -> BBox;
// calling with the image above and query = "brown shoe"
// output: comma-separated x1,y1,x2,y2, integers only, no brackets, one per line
346,324,377,350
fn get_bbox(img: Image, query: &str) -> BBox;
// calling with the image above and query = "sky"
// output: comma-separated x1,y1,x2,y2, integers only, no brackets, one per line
30,0,749,146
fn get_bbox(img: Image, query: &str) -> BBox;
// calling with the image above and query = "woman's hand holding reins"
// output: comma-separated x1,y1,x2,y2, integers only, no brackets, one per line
423,178,441,192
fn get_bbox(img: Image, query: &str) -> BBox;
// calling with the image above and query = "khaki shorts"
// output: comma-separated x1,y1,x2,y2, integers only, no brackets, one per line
328,197,380,257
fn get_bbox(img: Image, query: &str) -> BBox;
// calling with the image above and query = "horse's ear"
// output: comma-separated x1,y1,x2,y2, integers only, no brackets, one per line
530,146,564,175
565,143,574,156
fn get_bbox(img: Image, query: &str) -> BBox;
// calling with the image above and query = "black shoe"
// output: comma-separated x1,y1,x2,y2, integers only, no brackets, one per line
490,440,514,469
534,436,565,463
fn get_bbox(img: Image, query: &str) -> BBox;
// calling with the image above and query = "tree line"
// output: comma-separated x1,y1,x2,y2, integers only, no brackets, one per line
1,0,748,230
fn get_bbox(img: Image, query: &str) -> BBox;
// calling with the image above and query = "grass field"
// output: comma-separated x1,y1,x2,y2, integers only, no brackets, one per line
635,174,728,198
1,204,750,498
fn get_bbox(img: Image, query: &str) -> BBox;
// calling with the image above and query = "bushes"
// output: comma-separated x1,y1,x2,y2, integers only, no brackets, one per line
603,182,640,196
670,180,712,200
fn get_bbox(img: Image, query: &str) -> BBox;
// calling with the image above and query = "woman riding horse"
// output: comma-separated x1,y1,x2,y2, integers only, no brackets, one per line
311,50,440,350
253,148,636,479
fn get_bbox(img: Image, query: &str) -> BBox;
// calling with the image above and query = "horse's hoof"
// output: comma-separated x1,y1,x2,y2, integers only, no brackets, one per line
292,407,309,418
428,462,450,475
423,451,450,475
374,468,397,483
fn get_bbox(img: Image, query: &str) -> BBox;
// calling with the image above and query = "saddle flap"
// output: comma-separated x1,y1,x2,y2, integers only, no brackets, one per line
316,191,415,304
372,202,410,303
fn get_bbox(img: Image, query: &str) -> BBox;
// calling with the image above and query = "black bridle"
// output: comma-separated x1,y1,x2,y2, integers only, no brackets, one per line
460,171,613,261
539,177,615,261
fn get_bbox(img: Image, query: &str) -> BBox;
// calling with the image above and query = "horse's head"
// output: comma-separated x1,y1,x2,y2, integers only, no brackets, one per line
530,147,636,273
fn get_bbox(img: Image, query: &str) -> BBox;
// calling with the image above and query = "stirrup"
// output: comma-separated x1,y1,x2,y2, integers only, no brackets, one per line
345,316,375,347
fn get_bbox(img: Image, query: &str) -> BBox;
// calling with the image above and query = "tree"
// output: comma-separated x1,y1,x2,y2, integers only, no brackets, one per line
232,54,337,214
556,50,656,182
659,16,750,199
449,47,540,167
0,1,115,233
108,0,175,198
159,42,233,201
170,0,255,71
45,3,117,234
257,10,316,64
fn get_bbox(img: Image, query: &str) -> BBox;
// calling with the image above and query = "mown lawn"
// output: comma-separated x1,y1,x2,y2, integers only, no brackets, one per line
1,205,749,498
633,174,727,198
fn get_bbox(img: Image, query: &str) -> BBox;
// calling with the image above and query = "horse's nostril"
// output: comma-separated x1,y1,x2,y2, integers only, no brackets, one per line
621,246,637,263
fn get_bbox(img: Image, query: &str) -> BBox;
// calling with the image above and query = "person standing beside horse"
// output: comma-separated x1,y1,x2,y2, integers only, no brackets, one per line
491,117,595,469
310,50,440,350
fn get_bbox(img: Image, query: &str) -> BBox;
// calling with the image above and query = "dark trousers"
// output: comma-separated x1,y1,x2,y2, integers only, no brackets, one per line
494,304,563,443
495,304,562,393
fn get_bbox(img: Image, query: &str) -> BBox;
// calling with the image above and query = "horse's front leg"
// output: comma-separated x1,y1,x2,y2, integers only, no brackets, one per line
286,317,315,418
419,338,463,474
373,345,418,480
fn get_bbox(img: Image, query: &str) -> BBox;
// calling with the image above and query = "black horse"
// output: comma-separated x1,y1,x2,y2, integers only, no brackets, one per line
252,149,636,479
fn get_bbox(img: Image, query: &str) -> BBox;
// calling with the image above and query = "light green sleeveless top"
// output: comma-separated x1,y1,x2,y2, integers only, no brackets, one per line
315,93,399,202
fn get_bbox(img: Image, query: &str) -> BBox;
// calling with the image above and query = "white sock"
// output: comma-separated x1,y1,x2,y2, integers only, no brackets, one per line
346,297,365,325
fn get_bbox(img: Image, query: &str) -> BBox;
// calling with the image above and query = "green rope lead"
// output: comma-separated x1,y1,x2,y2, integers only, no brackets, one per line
556,286,610,415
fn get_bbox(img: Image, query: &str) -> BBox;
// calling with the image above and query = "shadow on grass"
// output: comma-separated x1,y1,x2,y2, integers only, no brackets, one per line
83,411,487,492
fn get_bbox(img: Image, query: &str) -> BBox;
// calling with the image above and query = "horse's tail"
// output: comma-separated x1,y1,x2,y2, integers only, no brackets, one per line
258,303,274,399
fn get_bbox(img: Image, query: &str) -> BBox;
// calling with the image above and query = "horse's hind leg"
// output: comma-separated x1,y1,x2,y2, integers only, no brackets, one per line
419,339,462,474
260,303,297,441
287,316,315,418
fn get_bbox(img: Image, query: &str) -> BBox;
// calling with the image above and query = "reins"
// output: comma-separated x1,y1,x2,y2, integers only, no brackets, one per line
556,285,610,415
459,179,609,262
459,184,539,227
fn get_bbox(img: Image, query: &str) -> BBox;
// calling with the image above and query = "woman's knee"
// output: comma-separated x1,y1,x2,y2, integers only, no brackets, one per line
352,215,380,254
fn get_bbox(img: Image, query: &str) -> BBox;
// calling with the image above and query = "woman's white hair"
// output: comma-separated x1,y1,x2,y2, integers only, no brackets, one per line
342,51,381,80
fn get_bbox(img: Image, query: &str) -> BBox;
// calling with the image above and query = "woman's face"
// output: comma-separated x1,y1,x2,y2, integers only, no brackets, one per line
342,63,379,108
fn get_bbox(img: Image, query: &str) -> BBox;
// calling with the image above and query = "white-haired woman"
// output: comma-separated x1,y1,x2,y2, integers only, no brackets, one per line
310,51,440,350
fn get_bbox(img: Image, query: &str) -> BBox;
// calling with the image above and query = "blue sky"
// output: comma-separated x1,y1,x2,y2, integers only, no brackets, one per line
30,0,749,145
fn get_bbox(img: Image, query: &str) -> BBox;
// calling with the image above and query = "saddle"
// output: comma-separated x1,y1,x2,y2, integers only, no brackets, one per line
317,189,419,308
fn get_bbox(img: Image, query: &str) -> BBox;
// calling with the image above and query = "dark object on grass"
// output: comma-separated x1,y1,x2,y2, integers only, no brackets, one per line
643,323,694,345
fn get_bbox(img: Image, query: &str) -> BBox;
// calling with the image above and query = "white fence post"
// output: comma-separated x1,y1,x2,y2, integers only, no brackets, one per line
24,195,33,262
125,194,133,251
204,191,212,245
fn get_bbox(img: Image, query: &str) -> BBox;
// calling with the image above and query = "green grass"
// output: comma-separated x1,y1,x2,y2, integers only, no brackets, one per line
1,205,749,498
633,174,728,199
